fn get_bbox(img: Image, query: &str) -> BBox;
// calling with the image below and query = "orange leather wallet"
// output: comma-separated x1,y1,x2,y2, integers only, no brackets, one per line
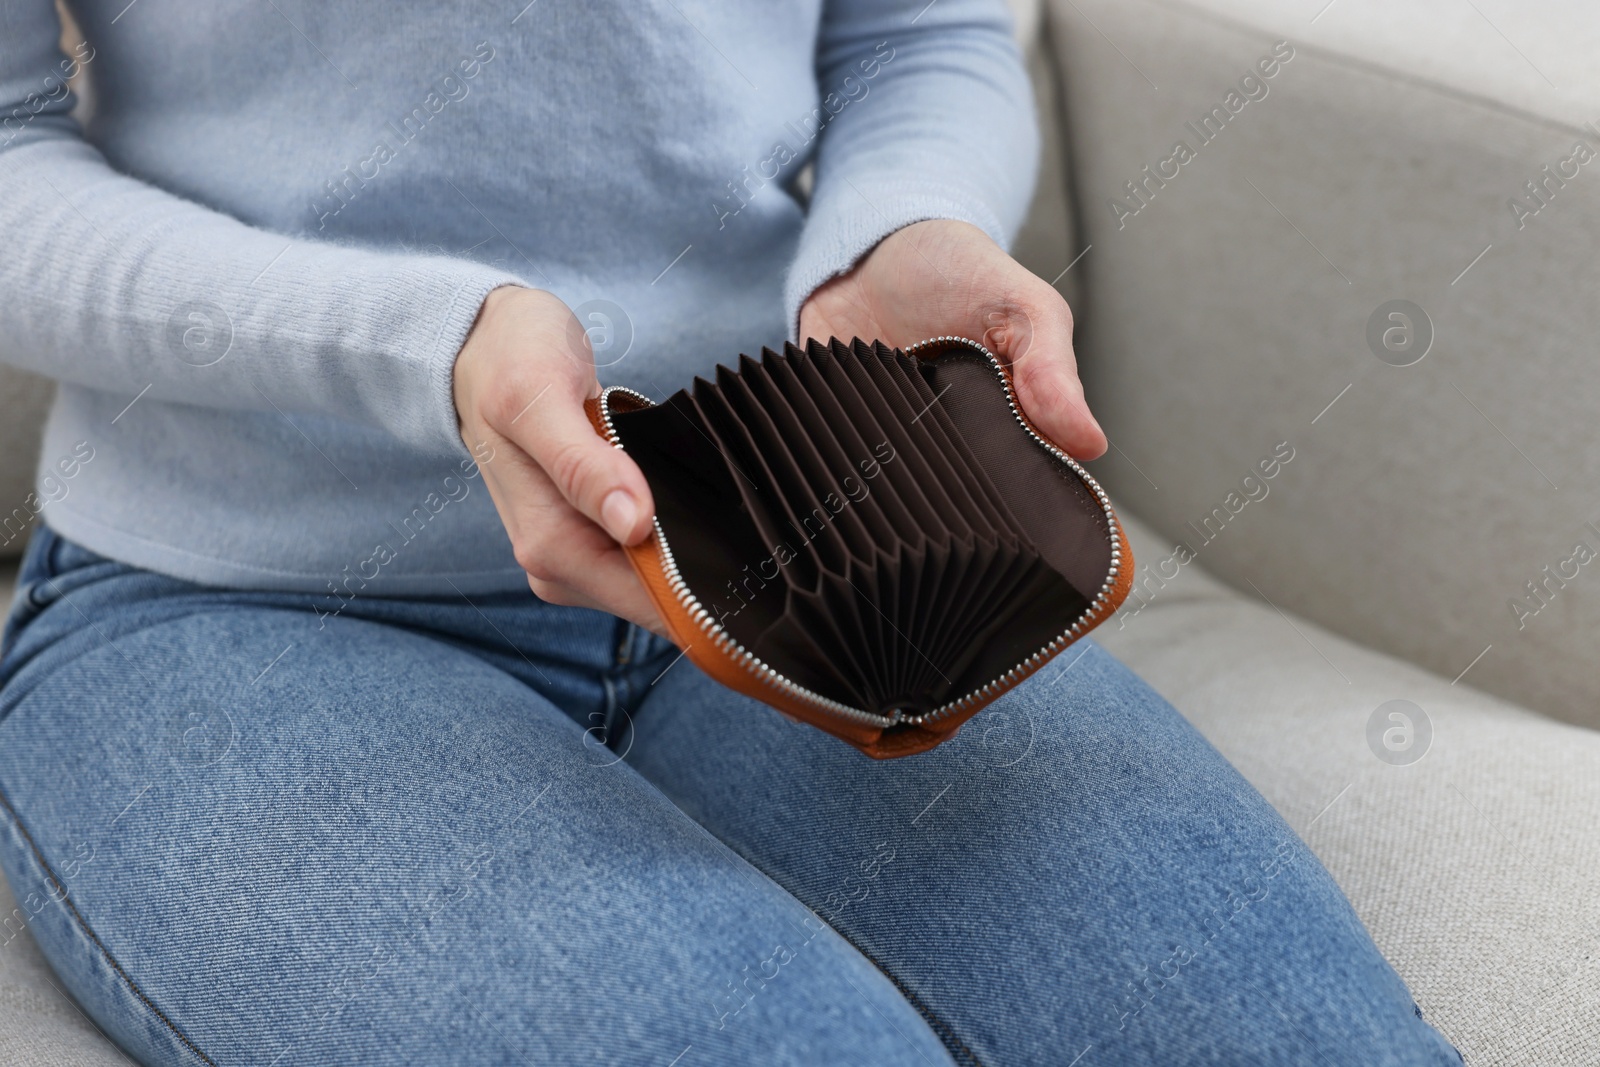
584,336,1132,759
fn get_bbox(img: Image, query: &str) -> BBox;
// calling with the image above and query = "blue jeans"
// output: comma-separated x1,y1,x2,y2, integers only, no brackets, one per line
0,525,1459,1066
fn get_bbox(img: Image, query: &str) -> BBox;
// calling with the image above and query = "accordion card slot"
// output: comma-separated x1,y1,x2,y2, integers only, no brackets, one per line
585,336,1133,759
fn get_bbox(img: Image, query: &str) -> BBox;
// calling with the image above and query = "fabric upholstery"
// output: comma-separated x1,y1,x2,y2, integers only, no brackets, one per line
1100,512,1600,1067
1050,0,1600,731
0,880,128,1066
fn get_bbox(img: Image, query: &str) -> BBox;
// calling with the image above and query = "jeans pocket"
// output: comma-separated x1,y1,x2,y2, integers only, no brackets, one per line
2,523,116,666
2,527,59,658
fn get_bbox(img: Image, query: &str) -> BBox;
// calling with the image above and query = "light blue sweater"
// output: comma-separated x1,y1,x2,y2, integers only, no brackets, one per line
0,0,1037,597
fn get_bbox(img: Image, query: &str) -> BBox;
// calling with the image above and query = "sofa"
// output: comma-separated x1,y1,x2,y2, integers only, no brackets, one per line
4,0,1600,1061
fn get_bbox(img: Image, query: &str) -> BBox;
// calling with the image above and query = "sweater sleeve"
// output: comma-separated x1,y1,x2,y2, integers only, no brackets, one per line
0,3,524,460
783,0,1041,336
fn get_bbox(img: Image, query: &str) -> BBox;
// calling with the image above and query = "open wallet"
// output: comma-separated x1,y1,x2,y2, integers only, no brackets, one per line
584,336,1133,758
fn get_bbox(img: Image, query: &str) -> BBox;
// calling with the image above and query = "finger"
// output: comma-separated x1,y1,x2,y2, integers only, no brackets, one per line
989,289,1108,461
477,441,666,633
526,552,668,637
523,521,668,635
1012,355,1108,461
495,377,656,547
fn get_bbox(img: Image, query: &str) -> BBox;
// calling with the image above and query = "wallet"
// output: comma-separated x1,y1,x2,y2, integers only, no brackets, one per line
584,336,1132,758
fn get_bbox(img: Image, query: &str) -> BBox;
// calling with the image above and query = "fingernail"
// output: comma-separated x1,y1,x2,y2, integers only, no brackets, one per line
601,490,638,541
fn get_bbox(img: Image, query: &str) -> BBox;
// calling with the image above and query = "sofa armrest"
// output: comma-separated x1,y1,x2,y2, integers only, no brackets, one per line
1050,0,1600,730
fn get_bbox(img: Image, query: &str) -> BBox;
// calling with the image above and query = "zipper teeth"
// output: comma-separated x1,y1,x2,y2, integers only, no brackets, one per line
596,385,897,728
900,336,1122,725
596,336,1124,731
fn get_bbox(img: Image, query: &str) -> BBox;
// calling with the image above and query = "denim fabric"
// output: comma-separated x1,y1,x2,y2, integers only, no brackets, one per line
0,525,1462,1066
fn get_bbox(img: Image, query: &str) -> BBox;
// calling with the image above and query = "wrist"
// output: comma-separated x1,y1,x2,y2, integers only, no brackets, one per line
453,286,528,437
478,283,529,318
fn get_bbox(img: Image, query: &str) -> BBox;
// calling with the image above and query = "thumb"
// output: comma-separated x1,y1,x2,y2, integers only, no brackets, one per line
986,297,1108,461
460,285,656,545
502,307,656,545
518,391,656,545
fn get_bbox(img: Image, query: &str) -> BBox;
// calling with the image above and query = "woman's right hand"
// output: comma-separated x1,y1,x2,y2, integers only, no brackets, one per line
452,285,665,634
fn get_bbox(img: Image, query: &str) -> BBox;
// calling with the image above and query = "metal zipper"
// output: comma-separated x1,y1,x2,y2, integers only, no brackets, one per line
594,336,1124,732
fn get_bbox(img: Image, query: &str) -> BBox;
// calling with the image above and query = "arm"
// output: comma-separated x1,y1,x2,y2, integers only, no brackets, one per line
461,0,1104,634
786,0,1039,330
0,2,520,460
2,6,655,624
795,0,1106,459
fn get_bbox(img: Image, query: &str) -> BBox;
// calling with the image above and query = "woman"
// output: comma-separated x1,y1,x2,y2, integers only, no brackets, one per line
0,0,1460,1063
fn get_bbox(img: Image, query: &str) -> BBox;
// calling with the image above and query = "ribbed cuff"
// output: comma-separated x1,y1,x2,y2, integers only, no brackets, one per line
783,175,1010,341
415,265,527,462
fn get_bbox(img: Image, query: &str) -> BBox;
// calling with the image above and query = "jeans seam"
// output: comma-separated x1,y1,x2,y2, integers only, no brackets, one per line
0,779,217,1066
828,929,985,1067
1,601,275,727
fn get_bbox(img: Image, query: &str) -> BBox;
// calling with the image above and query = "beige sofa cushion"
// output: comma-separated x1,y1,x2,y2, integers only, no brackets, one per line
1102,512,1600,1067
0,370,53,560
0,871,126,1064
1050,0,1600,731
1178,0,1599,127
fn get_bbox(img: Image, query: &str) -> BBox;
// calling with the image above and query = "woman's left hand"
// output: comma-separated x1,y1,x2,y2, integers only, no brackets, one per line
798,218,1108,460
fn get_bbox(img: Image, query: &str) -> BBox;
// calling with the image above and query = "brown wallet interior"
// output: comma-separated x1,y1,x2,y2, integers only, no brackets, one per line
606,338,1119,735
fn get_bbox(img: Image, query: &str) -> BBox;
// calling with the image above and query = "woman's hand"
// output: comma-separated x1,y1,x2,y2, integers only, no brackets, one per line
453,285,665,633
455,222,1099,631
799,219,1107,460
